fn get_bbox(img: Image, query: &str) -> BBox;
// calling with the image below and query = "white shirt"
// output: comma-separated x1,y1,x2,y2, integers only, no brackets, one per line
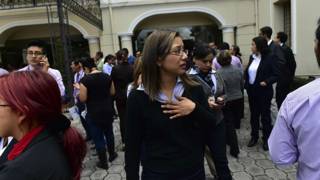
0,137,13,156
188,68,218,95
19,65,66,96
248,54,261,84
103,63,113,76
268,39,273,46
0,68,8,76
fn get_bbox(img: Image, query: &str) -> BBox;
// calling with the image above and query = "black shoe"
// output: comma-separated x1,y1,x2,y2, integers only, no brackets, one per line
262,141,269,151
96,161,108,170
230,151,239,159
109,152,118,162
247,138,258,147
97,149,108,170
230,149,240,159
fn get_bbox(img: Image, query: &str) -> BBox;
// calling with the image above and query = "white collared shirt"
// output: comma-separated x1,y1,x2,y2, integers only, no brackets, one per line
0,137,13,156
268,39,273,46
103,63,113,76
248,54,261,84
137,78,184,103
19,65,66,96
188,68,217,95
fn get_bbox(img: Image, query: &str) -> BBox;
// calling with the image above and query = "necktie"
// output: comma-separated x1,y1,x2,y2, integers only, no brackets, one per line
76,73,80,83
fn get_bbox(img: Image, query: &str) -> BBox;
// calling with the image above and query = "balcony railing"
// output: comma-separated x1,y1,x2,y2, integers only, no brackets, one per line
0,0,102,29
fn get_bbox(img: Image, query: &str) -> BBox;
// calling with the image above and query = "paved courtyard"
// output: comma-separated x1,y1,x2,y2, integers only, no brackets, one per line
72,97,297,180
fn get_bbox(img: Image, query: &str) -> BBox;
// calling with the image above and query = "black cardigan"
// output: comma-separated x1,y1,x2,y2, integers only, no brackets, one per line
125,85,217,180
0,130,72,180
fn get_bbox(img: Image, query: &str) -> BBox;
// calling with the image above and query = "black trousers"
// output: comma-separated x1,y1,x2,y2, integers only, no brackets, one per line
142,166,205,180
222,99,241,154
76,101,91,139
205,120,232,180
116,98,127,143
247,85,273,141
276,82,291,109
224,98,243,129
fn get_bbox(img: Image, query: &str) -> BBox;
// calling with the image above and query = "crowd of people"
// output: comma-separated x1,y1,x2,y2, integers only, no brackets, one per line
0,17,319,180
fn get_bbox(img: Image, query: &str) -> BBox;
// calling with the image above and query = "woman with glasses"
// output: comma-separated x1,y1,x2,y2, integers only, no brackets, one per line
0,71,86,180
125,31,217,180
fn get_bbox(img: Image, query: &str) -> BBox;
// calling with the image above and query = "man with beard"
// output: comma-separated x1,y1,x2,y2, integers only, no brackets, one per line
268,19,320,180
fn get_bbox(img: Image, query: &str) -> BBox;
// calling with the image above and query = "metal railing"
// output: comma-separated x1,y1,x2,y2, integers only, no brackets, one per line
0,0,56,9
0,0,102,29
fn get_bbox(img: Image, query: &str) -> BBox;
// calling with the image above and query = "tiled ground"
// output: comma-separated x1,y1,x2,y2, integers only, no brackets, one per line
71,97,297,180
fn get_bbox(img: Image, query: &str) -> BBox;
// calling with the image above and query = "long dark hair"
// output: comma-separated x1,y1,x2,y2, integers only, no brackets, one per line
132,57,142,89
252,36,269,55
0,71,86,180
141,30,197,100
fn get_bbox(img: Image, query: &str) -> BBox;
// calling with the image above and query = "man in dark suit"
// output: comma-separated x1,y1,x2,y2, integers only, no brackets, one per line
260,27,285,113
274,32,297,108
260,27,286,63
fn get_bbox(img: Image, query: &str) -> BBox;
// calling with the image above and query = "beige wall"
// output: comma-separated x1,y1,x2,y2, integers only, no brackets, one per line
101,0,257,60
295,0,319,75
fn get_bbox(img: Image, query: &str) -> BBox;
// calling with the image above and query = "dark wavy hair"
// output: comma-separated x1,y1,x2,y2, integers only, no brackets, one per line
81,58,96,70
26,39,47,55
260,26,273,39
252,36,269,55
0,71,86,180
193,43,212,60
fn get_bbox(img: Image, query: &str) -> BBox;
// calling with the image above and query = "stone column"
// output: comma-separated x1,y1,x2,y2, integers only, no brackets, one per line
221,26,235,46
119,33,133,55
86,36,100,58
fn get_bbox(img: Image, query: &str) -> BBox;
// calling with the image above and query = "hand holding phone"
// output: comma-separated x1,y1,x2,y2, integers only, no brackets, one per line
216,97,225,105
39,56,49,72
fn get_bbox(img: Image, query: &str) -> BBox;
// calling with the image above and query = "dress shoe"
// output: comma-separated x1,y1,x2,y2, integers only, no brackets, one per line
262,141,269,151
109,152,118,162
247,138,258,147
230,150,239,159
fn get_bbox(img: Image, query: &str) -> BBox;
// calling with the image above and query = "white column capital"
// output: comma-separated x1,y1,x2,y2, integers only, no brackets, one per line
220,25,235,33
85,36,99,44
119,32,133,41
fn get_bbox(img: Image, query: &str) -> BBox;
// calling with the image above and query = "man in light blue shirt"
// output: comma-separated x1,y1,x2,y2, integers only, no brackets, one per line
19,40,65,96
268,19,320,180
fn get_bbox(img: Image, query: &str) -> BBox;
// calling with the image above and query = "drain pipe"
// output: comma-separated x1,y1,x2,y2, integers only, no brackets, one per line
254,0,259,35
108,0,117,53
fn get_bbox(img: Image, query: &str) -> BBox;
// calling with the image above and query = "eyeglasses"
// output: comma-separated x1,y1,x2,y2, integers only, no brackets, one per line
25,51,44,57
169,47,187,56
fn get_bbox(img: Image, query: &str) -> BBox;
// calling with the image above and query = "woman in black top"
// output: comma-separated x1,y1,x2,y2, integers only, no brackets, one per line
244,37,279,151
189,44,232,179
125,31,216,180
0,71,86,180
79,58,117,169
